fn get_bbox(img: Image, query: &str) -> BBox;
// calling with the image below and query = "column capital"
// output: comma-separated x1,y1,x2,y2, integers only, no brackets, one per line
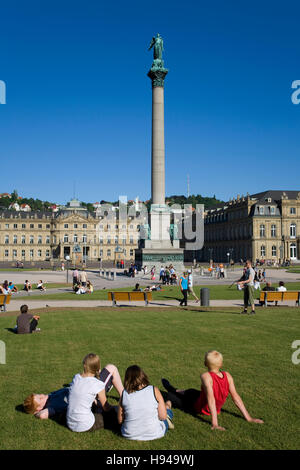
148,62,168,88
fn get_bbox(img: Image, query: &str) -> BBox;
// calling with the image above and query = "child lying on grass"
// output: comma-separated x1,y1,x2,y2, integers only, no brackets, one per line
162,350,264,431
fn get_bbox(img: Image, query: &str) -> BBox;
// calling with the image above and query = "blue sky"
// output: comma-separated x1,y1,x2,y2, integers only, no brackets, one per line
0,0,300,205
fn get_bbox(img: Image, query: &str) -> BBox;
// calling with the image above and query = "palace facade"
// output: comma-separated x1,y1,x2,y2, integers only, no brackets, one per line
0,199,141,264
203,190,300,263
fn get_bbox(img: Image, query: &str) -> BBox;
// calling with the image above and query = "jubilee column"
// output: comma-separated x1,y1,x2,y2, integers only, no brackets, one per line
147,36,168,206
135,34,184,272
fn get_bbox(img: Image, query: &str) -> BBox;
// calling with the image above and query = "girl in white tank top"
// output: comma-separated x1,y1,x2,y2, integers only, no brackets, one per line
118,365,174,441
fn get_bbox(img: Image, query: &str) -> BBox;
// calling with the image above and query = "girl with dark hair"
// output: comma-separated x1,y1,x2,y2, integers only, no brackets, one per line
118,365,174,441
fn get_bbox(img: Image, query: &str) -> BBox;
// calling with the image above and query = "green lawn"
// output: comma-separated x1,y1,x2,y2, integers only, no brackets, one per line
0,306,299,450
24,282,300,302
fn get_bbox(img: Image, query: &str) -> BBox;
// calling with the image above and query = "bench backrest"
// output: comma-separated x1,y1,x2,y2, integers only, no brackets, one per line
0,294,11,305
259,291,299,302
108,291,152,301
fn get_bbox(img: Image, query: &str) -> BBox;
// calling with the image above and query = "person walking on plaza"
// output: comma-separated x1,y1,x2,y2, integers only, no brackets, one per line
179,272,189,306
238,260,256,314
187,269,199,303
79,269,88,287
72,268,79,287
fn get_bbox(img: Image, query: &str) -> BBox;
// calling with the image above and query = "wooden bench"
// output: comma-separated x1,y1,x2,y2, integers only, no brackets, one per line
0,294,11,312
108,291,153,307
259,291,300,306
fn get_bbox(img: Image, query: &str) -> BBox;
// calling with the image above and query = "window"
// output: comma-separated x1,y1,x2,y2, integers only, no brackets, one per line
270,207,275,215
290,207,296,215
38,249,42,257
130,236,134,244
46,236,50,244
73,234,78,242
271,224,277,237
38,236,42,244
290,243,297,259
46,224,50,229
107,249,111,257
5,235,9,244
64,234,68,243
64,224,68,229
46,249,50,258
74,224,78,229
21,235,26,244
290,224,296,238
83,224,87,229
30,224,34,229
259,206,264,215
99,225,103,230
260,245,266,257
4,250,9,257
115,225,118,229
272,246,277,257
100,249,103,256
38,224,42,229
260,225,265,237
122,225,126,229
122,236,126,245
30,235,34,244
13,235,17,244
13,223,18,229
115,236,118,244
22,224,26,229
99,236,103,245
53,235,57,244
5,224,9,228
107,236,111,244
82,234,87,243
21,249,25,258
13,249,17,258
30,249,34,258
107,224,110,229
130,224,133,229
130,249,134,256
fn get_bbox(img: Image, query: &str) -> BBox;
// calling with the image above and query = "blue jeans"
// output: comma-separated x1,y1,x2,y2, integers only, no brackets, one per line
163,408,174,433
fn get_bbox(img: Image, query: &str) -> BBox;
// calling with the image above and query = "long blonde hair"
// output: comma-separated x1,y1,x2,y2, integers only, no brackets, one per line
82,353,100,378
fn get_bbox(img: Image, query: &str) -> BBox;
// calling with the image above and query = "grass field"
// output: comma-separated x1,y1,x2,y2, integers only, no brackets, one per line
0,305,299,450
25,282,300,302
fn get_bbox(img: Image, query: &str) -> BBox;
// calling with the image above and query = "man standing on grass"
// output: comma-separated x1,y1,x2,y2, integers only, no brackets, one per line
179,272,189,307
238,260,256,315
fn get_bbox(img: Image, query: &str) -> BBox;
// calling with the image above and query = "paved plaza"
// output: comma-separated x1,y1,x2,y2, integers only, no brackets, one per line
1,267,299,312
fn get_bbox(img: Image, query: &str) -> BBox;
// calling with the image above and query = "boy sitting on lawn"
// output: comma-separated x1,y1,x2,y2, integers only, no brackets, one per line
162,350,264,431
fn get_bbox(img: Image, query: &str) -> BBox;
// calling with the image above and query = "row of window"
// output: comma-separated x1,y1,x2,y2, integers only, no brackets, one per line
260,244,297,258
2,248,135,258
259,224,297,238
3,249,50,258
2,235,137,244
1,223,51,229
4,235,50,244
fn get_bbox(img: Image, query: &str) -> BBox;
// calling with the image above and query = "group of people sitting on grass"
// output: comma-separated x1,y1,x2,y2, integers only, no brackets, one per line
23,350,263,439
0,280,18,294
73,280,94,294
23,280,46,292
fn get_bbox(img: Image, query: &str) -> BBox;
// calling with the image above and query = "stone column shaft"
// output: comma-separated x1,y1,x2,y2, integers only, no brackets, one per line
151,86,165,206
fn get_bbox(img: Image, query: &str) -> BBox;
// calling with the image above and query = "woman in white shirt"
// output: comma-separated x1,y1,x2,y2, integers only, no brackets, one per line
118,365,174,441
67,354,124,432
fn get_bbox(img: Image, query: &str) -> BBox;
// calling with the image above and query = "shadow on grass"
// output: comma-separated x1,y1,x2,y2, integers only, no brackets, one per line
5,328,17,334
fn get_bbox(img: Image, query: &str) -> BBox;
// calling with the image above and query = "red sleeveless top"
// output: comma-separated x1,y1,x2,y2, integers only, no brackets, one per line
194,371,229,415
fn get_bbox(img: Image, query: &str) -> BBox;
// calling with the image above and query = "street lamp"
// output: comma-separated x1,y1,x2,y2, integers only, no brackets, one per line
65,255,70,283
